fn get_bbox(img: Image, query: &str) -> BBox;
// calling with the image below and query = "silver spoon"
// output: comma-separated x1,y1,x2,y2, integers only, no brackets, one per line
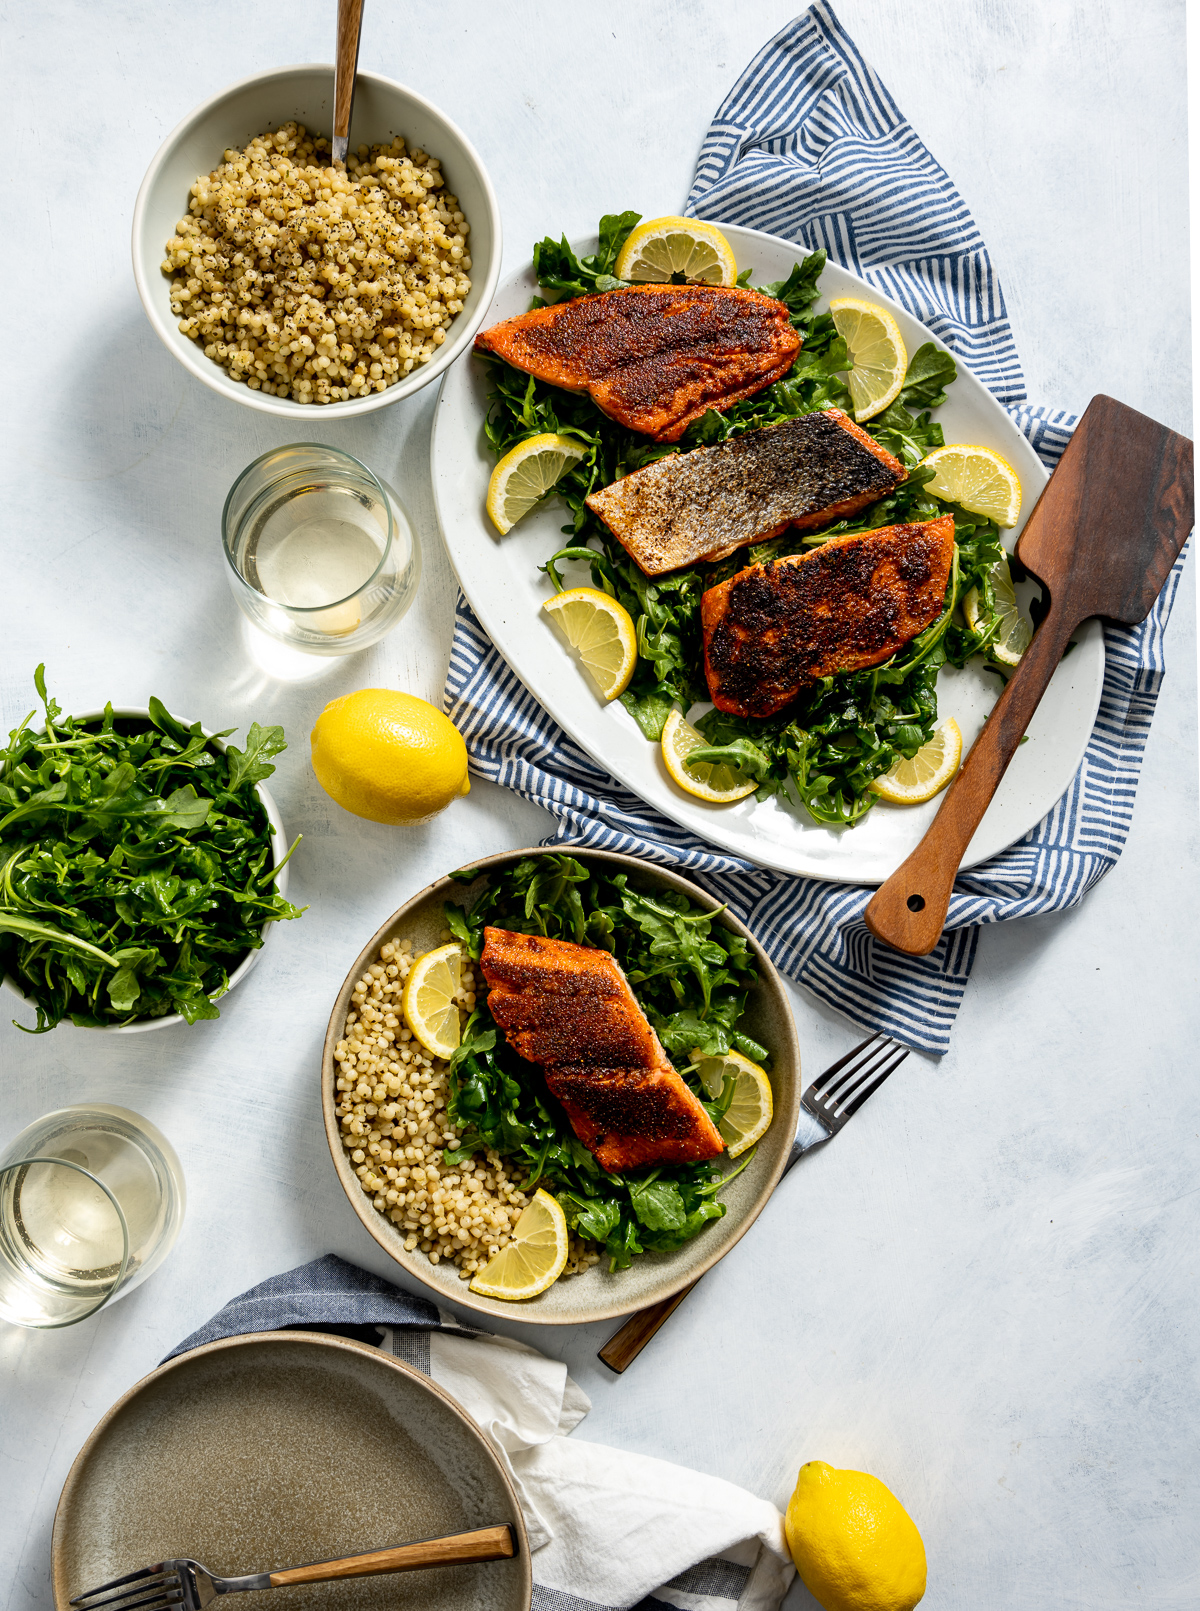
332,0,365,166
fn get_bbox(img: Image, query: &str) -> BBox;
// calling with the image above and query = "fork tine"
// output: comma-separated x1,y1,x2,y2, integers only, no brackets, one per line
816,1036,895,1103
838,1046,909,1118
72,1579,182,1611
72,1569,168,1606
807,1033,884,1098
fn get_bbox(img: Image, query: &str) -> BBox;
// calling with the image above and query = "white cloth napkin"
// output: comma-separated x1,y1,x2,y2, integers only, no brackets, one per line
382,1325,794,1611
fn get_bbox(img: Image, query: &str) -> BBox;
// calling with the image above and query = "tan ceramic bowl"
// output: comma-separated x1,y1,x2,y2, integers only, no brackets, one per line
322,847,801,1326
52,1331,531,1611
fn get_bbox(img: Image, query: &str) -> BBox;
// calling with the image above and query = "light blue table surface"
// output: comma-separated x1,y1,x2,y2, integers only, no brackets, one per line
2,5,1195,1609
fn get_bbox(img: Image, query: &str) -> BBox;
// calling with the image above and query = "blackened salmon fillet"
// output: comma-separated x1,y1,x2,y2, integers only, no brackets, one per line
586,410,907,576
473,284,800,442
478,926,724,1173
701,516,957,717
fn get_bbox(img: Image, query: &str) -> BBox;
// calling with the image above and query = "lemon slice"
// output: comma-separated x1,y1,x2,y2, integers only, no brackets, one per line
691,1047,773,1157
922,443,1022,527
542,586,637,701
469,1187,569,1300
486,433,587,535
400,942,463,1060
614,216,737,287
869,717,963,805
964,553,1033,667
661,709,758,804
828,296,908,421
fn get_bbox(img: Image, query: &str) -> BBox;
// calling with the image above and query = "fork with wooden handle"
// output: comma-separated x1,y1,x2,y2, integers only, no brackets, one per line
865,394,1193,957
69,1526,517,1611
598,1034,909,1373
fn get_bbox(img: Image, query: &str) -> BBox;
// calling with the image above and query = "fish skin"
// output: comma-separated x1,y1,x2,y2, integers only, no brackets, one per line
586,410,907,576
473,283,800,442
479,926,725,1173
701,515,957,718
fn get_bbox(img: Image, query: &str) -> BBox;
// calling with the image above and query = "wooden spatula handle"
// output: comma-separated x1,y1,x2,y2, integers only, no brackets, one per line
334,0,365,141
267,1524,516,1586
864,604,1078,956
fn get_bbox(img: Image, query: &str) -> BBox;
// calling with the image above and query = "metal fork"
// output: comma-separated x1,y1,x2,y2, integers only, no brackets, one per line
598,1033,910,1373
70,1526,517,1611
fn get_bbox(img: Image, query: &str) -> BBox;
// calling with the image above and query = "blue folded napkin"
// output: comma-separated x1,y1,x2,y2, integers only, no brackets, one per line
443,1,1186,1056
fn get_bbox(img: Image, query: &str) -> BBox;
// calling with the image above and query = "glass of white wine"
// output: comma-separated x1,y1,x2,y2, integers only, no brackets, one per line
222,443,422,656
0,1105,186,1329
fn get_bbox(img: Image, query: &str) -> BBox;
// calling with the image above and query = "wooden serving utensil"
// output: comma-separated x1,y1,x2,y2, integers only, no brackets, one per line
865,394,1193,957
332,0,366,167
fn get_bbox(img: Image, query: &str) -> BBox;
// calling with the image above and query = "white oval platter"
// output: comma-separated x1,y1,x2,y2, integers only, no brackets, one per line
430,223,1103,884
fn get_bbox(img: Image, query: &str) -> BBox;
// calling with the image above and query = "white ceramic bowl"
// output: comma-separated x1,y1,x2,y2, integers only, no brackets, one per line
1,709,290,1033
132,64,501,418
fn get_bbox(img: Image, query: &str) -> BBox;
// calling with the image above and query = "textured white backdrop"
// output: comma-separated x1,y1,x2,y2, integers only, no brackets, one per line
1,5,1195,1609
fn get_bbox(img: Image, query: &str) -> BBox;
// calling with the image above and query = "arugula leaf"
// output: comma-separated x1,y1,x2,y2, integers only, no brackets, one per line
224,723,287,793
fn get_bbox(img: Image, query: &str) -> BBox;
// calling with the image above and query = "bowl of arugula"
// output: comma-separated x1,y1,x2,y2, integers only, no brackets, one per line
322,847,800,1325
0,668,304,1033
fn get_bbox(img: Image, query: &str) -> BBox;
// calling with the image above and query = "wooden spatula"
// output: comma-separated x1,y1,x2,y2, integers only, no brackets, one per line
865,394,1193,957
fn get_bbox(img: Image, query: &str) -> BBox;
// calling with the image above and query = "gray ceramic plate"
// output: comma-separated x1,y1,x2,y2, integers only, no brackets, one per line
322,847,801,1326
52,1332,531,1611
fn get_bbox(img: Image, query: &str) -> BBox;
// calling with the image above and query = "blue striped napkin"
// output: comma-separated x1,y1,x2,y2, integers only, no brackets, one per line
443,1,1186,1057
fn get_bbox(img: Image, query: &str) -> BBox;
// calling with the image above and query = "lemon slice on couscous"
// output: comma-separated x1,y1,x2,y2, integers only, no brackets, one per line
401,942,464,1060
469,1188,570,1300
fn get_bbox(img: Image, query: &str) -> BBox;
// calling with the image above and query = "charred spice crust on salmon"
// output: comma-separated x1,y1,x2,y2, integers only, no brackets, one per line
479,927,725,1173
585,409,907,576
702,516,957,719
473,283,800,442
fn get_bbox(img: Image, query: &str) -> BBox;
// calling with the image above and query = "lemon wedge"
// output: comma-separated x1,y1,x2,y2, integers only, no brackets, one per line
400,942,463,1060
828,295,908,421
542,586,638,701
869,717,963,805
486,433,587,535
469,1188,569,1300
964,553,1033,667
661,709,759,804
691,1047,773,1157
615,216,737,287
922,442,1023,527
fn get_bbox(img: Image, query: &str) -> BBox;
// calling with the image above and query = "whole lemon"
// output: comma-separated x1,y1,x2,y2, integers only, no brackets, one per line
310,689,470,825
784,1462,926,1611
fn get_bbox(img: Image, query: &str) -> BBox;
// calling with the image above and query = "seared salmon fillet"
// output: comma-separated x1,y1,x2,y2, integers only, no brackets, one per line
701,516,956,718
473,284,800,442
585,410,906,576
479,926,725,1173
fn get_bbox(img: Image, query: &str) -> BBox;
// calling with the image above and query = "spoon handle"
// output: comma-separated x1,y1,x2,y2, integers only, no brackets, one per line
332,0,365,166
864,602,1078,956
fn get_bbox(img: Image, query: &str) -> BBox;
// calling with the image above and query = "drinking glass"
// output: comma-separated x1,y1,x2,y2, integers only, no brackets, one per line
222,443,421,656
0,1104,186,1329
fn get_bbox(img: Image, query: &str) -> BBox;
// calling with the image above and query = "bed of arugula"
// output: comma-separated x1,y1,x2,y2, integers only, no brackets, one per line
481,210,1016,825
0,668,304,1031
442,853,768,1271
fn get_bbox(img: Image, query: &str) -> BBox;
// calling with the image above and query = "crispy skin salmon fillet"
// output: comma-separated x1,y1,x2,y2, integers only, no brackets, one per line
473,284,800,442
701,516,956,718
585,410,906,576
479,926,725,1173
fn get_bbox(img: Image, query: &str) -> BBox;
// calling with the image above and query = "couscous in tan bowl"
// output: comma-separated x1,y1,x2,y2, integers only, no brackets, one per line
322,847,801,1327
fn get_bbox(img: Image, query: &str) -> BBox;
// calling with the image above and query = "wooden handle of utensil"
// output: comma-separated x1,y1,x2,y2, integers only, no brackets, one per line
864,603,1079,956
334,0,365,140
598,1280,700,1373
268,1525,516,1586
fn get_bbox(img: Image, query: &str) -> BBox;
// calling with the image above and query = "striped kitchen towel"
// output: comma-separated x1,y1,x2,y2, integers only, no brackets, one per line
169,1256,795,1611
443,1,1187,1057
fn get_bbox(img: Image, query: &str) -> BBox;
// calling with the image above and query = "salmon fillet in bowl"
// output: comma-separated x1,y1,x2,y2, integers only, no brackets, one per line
322,848,800,1325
